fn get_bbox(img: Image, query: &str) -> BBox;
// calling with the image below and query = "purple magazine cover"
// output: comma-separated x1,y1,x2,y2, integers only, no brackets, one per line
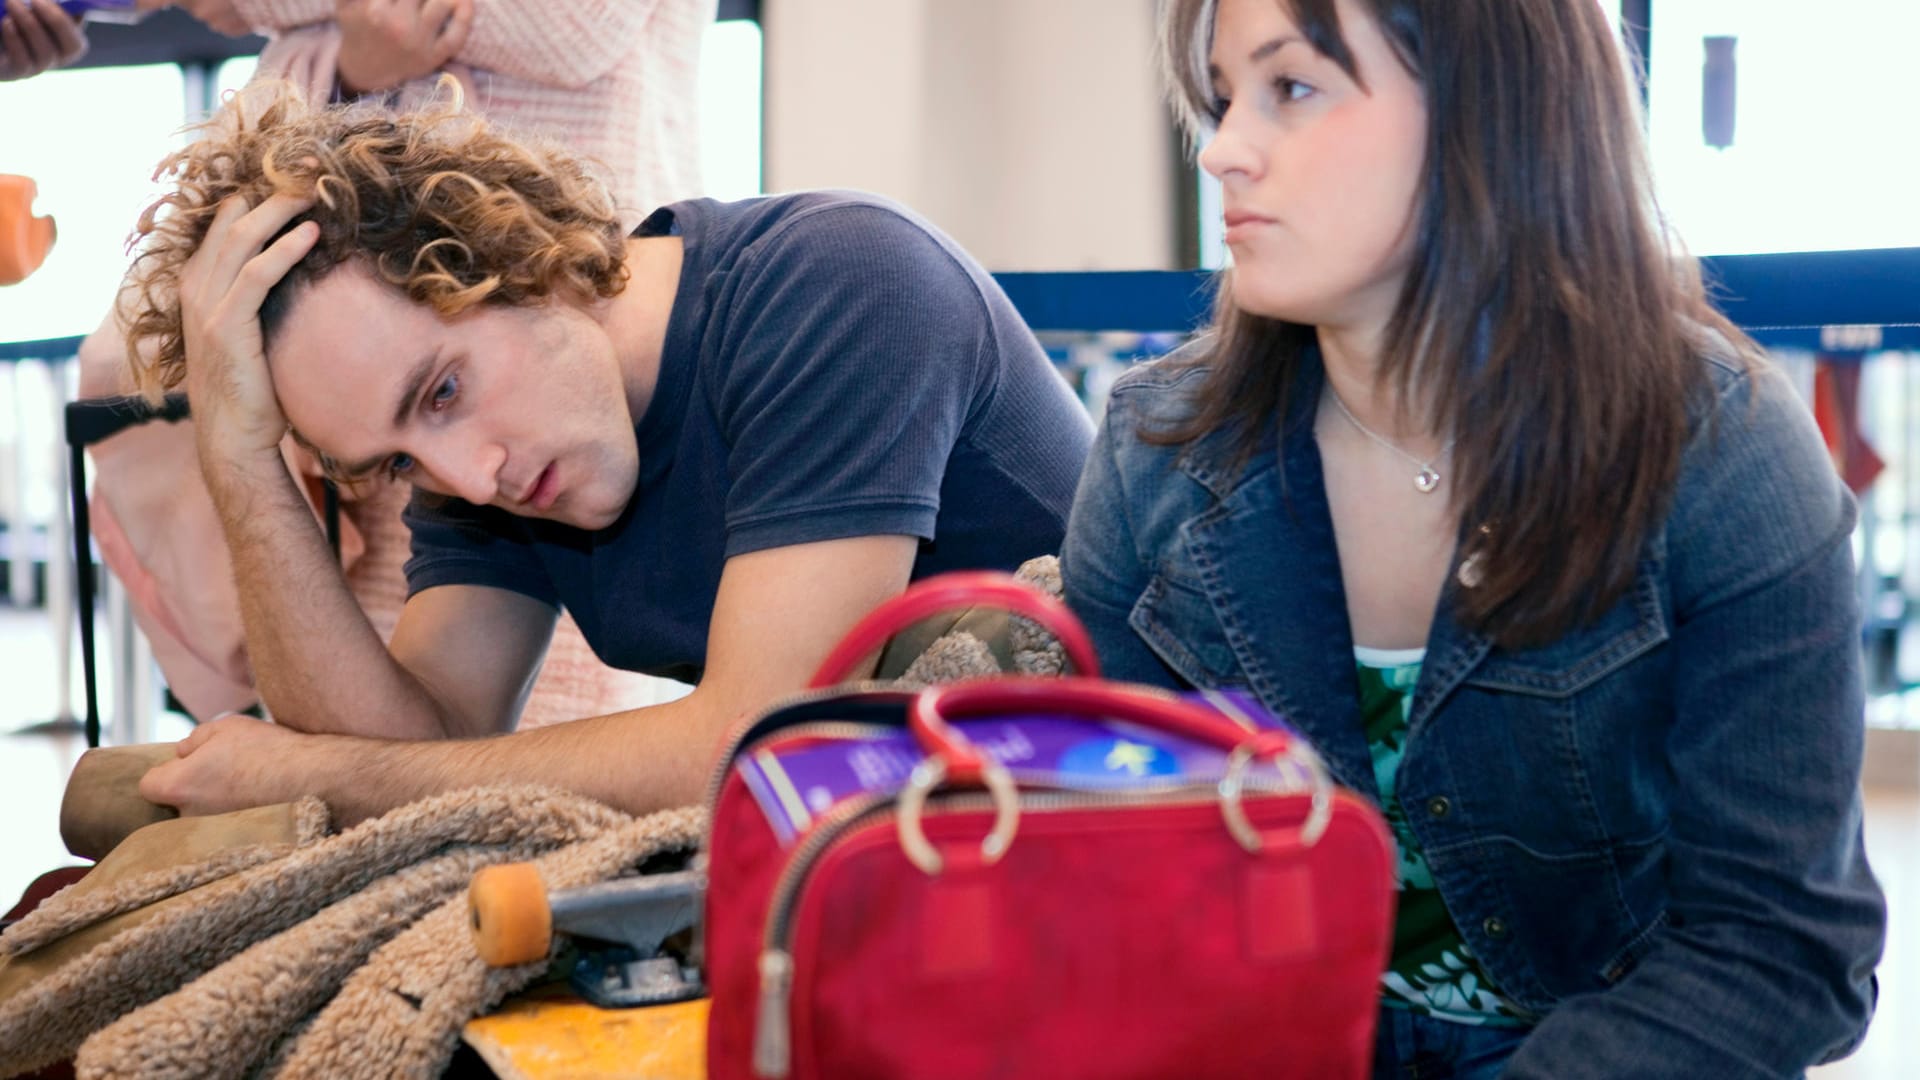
739,688,1315,847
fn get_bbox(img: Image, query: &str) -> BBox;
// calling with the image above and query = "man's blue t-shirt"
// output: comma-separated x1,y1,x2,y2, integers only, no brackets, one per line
402,191,1093,683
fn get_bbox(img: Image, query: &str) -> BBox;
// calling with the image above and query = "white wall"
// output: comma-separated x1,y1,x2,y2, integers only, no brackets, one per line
763,0,1178,271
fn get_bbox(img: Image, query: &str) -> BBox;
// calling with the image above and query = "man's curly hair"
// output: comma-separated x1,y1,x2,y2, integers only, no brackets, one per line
119,80,631,397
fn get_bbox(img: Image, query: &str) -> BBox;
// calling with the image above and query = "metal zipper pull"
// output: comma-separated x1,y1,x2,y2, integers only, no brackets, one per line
752,947,796,1078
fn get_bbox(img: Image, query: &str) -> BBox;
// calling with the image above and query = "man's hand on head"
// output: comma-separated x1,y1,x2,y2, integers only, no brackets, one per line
336,0,473,97
176,193,320,495
0,0,86,81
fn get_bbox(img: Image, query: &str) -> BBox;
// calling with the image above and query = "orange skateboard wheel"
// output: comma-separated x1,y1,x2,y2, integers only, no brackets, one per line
470,862,553,968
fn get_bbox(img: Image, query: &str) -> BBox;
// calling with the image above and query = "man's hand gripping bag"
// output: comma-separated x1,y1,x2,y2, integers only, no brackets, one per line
703,572,1396,1080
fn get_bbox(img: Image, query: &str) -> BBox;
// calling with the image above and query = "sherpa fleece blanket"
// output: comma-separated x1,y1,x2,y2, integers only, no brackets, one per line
0,786,703,1079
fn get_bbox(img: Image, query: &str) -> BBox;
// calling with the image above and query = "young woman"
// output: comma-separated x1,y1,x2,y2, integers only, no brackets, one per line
1060,0,1886,1075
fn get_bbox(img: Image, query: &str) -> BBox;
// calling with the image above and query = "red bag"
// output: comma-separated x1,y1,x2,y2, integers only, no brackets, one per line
703,573,1396,1080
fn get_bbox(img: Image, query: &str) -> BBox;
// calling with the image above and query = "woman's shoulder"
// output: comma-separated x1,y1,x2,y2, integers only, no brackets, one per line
1666,345,1855,600
1688,329,1790,428
1104,341,1216,432
1687,345,1817,453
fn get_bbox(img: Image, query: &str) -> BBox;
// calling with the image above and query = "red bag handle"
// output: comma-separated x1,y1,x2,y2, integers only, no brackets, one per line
807,570,1101,691
896,678,1330,870
909,677,1292,783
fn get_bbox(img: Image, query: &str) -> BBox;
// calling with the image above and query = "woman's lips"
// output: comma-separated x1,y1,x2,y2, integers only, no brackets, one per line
1223,209,1277,244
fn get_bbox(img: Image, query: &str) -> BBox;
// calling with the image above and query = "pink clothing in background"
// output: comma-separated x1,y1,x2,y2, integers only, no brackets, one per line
234,0,713,224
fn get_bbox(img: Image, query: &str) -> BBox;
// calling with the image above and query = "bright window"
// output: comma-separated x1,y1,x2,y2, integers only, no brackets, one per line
0,64,188,342
701,19,764,201
216,55,256,99
1646,0,1920,254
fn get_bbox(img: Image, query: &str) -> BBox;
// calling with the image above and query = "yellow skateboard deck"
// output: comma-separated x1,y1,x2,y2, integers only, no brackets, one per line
462,987,708,1080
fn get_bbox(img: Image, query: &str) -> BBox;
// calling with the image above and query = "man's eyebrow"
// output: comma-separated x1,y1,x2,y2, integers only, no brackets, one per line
290,427,384,483
392,350,440,431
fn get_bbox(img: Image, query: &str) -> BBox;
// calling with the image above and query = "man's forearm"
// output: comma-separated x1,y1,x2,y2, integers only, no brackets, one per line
305,688,733,825
208,456,453,739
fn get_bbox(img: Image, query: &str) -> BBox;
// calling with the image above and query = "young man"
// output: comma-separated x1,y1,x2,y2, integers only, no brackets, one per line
118,86,1092,823
80,0,712,727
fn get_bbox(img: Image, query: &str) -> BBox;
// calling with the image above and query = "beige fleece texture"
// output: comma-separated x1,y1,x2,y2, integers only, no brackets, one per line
896,555,1068,684
0,786,687,1078
74,807,705,1080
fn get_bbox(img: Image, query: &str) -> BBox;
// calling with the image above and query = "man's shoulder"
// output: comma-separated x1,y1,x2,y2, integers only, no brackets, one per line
672,194,1003,387
748,189,933,230
675,190,939,251
678,191,965,290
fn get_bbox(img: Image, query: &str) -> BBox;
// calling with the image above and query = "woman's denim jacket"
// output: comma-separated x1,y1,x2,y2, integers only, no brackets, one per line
1060,349,1885,1078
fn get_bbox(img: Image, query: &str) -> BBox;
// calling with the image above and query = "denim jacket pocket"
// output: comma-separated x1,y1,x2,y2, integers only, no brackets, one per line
1464,566,1670,698
1129,571,1243,687
1597,908,1671,986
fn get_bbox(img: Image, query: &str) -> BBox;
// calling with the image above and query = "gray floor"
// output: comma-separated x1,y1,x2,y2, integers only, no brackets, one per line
0,602,1911,1075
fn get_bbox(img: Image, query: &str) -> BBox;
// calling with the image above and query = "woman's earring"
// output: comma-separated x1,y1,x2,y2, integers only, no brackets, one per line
1456,524,1494,589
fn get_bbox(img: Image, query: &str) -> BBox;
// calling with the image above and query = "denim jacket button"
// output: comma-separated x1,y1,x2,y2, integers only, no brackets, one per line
1483,916,1510,939
1425,796,1452,820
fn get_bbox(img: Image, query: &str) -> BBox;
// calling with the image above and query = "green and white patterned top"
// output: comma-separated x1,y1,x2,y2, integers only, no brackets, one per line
1357,646,1530,1028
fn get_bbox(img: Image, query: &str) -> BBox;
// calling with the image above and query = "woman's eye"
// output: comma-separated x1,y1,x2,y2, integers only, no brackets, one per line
430,373,459,411
1275,76,1316,103
387,452,415,479
1209,94,1232,122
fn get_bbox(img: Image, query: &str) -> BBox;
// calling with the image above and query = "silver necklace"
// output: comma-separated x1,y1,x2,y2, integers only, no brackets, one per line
1325,387,1455,494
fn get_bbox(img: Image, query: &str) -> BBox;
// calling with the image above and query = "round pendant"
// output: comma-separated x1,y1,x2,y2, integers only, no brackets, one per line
1415,467,1441,493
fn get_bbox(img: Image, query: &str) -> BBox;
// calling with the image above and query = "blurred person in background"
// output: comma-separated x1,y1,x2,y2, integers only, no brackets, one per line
0,0,87,80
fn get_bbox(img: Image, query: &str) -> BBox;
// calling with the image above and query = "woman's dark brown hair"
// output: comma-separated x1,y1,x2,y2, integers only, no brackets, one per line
1157,0,1760,648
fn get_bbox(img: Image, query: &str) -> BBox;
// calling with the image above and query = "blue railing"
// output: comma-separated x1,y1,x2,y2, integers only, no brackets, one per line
0,336,85,364
992,247,1920,349
6,246,1917,355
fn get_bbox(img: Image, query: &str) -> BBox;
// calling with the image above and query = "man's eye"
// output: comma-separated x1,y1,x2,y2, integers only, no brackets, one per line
430,374,459,410
387,452,415,479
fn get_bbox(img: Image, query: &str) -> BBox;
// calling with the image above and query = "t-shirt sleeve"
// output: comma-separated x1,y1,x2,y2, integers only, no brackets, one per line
401,492,561,607
711,203,990,558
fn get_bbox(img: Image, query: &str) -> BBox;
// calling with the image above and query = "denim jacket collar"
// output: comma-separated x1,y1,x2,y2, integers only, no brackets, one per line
1169,353,1494,795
